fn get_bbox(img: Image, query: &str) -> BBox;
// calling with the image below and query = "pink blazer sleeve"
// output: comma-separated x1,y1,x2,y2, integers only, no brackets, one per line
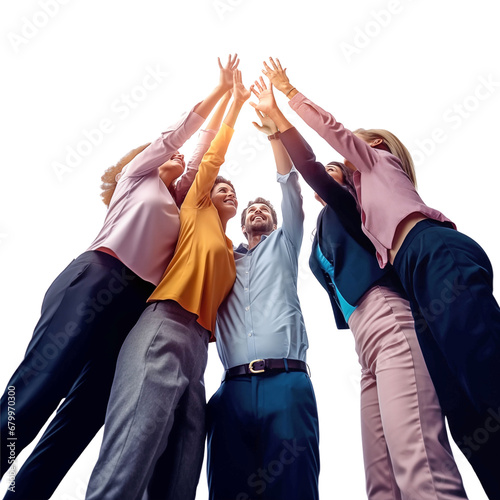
173,128,217,207
289,93,378,172
121,105,205,180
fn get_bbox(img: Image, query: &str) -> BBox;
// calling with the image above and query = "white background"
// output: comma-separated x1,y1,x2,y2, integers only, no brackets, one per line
1,0,499,498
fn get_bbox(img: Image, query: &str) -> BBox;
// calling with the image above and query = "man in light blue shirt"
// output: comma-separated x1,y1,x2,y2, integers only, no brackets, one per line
207,162,320,500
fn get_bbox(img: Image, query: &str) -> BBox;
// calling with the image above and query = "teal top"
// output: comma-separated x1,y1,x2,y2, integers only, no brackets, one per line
315,244,357,324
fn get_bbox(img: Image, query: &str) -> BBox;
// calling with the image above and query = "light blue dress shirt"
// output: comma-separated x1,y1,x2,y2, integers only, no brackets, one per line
215,169,309,370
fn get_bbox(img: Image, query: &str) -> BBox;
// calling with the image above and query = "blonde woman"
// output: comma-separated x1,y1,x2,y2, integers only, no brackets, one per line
0,55,238,500
261,57,500,500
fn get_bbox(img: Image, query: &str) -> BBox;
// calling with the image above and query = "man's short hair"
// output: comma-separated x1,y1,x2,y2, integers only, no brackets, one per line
240,197,278,226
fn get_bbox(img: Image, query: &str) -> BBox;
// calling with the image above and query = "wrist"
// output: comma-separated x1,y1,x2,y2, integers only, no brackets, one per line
215,84,229,96
278,83,294,94
285,87,298,99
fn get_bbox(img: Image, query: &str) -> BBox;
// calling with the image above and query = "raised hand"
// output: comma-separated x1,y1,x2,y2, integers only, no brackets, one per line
218,54,240,92
249,77,277,115
232,69,251,103
261,57,294,95
252,108,278,135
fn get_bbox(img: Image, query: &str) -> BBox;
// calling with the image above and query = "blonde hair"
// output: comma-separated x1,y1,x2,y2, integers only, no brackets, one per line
354,128,417,188
100,143,151,206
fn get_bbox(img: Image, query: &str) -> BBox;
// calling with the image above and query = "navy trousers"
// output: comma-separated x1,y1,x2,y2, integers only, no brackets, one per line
393,219,500,499
0,251,154,499
207,370,320,500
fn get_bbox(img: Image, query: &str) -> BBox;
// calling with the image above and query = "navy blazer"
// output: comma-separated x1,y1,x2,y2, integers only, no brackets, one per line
280,127,398,330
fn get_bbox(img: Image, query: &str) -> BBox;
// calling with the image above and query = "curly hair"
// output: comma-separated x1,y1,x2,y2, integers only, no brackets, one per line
100,143,151,206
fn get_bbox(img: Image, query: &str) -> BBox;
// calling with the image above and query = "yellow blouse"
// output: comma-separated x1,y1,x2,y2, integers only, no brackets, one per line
148,123,236,338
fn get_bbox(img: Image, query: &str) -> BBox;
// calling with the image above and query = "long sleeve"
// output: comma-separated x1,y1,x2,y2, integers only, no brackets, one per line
182,123,234,209
289,93,379,173
280,127,357,215
173,128,217,207
121,105,205,179
277,168,304,254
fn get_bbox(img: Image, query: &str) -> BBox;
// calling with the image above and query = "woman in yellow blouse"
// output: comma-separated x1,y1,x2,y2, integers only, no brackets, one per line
85,70,251,500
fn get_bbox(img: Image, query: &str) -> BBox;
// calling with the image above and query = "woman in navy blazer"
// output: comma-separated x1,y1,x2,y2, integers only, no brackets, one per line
250,80,468,500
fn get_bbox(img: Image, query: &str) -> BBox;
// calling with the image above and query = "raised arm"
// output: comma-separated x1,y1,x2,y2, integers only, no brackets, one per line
174,91,232,206
260,57,379,173
193,54,239,119
183,70,250,208
250,83,292,175
279,127,358,217
122,55,238,180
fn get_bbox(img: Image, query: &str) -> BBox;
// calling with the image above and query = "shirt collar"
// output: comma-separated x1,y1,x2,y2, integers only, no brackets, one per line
235,234,269,254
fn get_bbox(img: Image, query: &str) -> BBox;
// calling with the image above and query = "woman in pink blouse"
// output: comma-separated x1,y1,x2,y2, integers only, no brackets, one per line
261,57,500,500
0,54,238,500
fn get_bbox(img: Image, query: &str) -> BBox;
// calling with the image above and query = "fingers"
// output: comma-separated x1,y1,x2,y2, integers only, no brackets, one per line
222,53,239,70
259,76,267,90
254,108,265,120
252,121,263,131
250,85,260,98
249,101,258,109
275,58,283,71
253,79,264,93
269,57,279,71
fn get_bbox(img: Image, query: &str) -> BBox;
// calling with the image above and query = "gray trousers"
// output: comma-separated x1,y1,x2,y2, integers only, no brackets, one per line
85,300,209,500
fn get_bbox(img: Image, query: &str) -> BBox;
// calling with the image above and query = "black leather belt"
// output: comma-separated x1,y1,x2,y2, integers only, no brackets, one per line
224,358,308,381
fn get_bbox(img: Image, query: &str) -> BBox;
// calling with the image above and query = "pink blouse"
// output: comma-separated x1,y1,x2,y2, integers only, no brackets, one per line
289,92,455,268
88,108,216,285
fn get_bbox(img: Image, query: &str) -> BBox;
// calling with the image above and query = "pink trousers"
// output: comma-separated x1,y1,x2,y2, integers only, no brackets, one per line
348,285,468,500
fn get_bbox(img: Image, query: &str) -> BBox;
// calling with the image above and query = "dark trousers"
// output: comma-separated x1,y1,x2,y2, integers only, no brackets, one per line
1,251,154,500
393,219,500,499
207,370,320,500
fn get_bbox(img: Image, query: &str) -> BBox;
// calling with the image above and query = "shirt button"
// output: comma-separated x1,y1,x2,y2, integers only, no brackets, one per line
244,287,248,291
248,333,252,337
245,306,250,311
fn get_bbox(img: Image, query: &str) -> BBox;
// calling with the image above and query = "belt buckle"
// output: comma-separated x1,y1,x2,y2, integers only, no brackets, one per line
249,359,265,374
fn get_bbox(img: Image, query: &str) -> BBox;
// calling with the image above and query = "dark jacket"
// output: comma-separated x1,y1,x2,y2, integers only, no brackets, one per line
280,127,398,329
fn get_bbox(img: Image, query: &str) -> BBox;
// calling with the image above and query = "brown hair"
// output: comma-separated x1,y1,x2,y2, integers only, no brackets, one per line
211,176,236,196
354,128,417,188
240,197,278,227
100,143,151,206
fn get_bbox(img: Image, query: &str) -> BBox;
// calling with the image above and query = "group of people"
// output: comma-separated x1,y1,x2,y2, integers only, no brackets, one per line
1,54,500,500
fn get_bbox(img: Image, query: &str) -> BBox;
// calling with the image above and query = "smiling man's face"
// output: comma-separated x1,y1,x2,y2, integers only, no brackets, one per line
243,202,276,236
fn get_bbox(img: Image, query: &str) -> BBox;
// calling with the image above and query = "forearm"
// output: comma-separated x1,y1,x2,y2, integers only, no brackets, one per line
194,85,229,119
267,105,293,133
206,91,232,130
269,138,293,175
223,99,245,129
289,93,377,171
174,128,217,206
183,124,234,207
280,127,353,209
